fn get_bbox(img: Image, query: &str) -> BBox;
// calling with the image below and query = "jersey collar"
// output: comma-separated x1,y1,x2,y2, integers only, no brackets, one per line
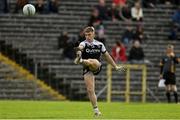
85,39,95,44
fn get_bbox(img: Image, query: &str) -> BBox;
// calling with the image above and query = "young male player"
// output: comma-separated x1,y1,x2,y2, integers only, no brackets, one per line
74,26,125,117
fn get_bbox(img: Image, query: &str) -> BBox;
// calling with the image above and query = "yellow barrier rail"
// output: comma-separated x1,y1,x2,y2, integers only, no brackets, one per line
107,64,147,103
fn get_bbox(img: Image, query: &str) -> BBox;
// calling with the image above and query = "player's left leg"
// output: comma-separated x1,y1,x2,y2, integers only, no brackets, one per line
84,72,101,117
74,53,101,70
74,50,101,70
171,85,178,103
82,59,101,72
170,74,178,103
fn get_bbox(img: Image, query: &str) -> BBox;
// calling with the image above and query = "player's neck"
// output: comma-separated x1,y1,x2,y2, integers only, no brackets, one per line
86,39,94,43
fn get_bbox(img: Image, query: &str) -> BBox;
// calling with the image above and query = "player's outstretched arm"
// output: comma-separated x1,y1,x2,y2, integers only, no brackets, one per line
74,45,84,52
74,45,84,64
103,51,126,72
74,45,84,55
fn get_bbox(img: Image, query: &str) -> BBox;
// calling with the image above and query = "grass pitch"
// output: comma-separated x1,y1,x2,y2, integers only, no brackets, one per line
0,100,179,119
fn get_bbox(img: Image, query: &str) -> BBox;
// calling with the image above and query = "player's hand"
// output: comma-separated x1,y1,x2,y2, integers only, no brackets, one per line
74,47,81,51
76,50,81,57
115,65,126,72
170,52,175,57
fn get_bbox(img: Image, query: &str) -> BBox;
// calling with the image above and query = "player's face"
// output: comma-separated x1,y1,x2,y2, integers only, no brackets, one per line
85,32,94,42
166,47,174,54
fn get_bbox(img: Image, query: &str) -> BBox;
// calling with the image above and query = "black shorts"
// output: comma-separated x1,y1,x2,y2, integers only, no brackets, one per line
83,65,102,75
163,72,176,85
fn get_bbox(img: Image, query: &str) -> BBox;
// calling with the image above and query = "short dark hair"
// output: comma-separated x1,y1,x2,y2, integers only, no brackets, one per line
167,44,174,49
84,26,95,33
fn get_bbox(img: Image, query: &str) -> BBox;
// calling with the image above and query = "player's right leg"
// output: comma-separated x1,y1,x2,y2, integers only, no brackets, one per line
84,72,101,117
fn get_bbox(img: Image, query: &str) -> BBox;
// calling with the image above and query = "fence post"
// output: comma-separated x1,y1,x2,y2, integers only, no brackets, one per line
34,63,38,78
107,64,112,102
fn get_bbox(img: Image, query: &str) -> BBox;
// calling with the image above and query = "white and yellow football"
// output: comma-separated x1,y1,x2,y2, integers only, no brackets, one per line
23,4,36,16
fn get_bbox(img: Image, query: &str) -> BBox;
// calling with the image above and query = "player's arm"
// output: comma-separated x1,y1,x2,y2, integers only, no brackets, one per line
74,45,84,51
174,57,179,64
74,43,84,55
102,51,126,72
170,52,179,64
173,56,179,64
103,51,117,68
159,59,164,79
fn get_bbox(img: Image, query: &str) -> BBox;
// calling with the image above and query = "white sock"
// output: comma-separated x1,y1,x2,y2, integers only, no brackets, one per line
94,107,99,113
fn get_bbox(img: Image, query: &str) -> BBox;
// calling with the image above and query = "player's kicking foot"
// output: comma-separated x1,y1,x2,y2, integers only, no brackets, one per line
74,53,82,64
94,111,102,117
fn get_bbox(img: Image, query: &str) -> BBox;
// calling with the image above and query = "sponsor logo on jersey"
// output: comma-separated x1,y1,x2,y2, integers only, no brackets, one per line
85,48,101,53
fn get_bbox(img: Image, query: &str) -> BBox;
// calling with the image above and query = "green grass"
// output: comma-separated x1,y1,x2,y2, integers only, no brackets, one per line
0,101,179,119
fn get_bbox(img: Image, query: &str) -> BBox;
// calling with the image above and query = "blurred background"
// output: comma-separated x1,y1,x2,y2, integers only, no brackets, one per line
0,0,180,103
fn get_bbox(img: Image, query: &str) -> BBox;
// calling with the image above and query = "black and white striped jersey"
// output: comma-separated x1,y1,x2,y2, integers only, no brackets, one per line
79,39,106,61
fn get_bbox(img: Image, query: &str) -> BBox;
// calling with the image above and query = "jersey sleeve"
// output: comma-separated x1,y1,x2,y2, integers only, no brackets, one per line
174,56,179,64
101,43,106,54
160,58,164,75
79,41,85,48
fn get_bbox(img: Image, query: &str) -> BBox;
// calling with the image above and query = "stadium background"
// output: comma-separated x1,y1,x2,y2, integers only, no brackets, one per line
0,0,180,118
